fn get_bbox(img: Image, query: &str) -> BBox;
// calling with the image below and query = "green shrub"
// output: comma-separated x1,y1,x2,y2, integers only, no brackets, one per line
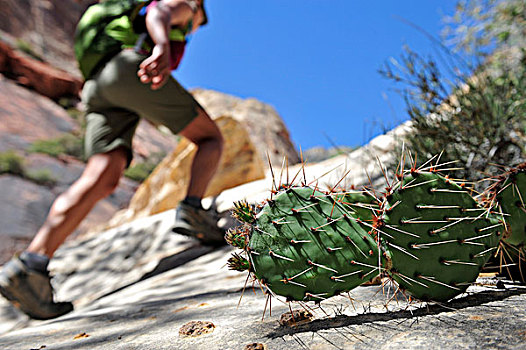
124,153,166,182
124,162,155,182
25,169,57,187
28,139,64,157
381,45,525,190
29,134,84,160
380,0,526,190
377,0,526,192
66,108,85,124
442,0,526,65
0,151,57,187
58,133,84,159
15,39,43,62
0,151,25,176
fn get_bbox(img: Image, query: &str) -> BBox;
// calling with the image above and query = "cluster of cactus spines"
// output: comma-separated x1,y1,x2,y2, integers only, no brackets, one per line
230,186,381,301
377,170,502,301
481,163,526,281
225,225,251,250
227,252,250,272
232,200,257,225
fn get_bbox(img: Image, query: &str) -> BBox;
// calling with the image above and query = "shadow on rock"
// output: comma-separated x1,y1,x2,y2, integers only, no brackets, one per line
267,287,526,339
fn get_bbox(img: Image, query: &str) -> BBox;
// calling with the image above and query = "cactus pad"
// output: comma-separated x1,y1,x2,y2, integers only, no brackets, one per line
245,187,380,301
378,171,502,301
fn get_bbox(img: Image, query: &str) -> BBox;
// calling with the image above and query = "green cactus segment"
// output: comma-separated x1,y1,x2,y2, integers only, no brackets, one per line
495,170,526,247
248,187,380,301
381,172,502,302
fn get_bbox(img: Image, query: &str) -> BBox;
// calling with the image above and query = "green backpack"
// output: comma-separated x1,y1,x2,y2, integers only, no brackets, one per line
74,0,153,79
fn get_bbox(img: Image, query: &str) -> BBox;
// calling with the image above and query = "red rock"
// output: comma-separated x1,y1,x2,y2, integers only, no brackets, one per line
0,41,82,100
0,0,95,76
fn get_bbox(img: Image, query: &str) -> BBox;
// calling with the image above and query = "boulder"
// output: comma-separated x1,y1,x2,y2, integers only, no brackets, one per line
109,115,265,225
192,89,300,169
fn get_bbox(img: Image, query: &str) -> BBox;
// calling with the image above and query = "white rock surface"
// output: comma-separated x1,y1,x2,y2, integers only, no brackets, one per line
5,119,522,350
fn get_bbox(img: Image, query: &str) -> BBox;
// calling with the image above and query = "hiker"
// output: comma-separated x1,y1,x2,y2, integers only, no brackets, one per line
0,0,225,320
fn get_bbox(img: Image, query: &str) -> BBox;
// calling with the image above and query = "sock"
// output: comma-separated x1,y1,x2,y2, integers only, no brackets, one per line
183,196,203,209
19,251,50,274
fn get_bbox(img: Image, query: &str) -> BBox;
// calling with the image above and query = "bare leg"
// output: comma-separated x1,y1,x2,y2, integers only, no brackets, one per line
179,107,224,198
27,148,128,258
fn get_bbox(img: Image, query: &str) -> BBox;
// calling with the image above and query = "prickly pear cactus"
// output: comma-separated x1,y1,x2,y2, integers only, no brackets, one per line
486,164,526,247
229,186,381,301
481,163,526,281
493,240,526,282
378,171,503,301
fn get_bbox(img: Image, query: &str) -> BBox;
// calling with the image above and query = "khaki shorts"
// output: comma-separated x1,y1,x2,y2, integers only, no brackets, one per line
81,49,200,166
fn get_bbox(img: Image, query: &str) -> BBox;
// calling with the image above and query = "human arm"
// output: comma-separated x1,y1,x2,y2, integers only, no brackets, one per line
137,0,197,90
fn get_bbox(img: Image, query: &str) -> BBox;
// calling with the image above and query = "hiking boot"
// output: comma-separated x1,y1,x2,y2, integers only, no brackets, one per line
0,256,73,320
172,201,226,246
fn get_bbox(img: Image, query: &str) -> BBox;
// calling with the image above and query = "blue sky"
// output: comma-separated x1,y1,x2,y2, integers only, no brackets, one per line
175,1,459,150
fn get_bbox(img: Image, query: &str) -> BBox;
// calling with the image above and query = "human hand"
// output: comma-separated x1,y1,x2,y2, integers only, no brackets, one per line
137,44,171,90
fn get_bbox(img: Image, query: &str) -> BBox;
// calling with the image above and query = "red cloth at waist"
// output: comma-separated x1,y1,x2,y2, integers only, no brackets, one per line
169,40,186,70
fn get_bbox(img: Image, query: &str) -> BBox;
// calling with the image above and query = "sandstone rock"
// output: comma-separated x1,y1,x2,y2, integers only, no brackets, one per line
0,0,95,77
0,176,56,240
0,41,82,100
179,321,216,338
0,74,78,152
192,89,300,169
48,209,213,305
2,224,524,349
114,115,265,223
279,310,314,327
0,162,138,265
0,176,55,263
